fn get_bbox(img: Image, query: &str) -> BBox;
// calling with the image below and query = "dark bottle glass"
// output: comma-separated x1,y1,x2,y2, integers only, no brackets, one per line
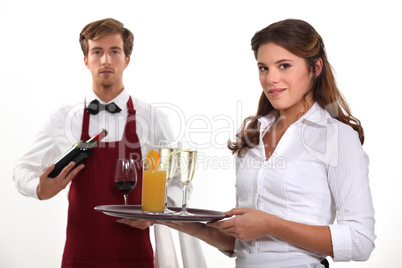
48,129,108,178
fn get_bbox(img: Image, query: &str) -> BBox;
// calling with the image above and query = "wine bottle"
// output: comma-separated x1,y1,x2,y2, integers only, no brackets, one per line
48,129,108,178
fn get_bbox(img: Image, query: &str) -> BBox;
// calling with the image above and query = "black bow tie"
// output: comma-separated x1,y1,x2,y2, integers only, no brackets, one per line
86,99,122,115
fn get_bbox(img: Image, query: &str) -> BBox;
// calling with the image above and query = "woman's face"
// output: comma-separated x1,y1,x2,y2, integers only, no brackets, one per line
257,42,318,117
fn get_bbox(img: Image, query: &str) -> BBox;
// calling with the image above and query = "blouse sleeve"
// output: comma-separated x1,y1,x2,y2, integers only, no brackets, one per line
327,123,376,261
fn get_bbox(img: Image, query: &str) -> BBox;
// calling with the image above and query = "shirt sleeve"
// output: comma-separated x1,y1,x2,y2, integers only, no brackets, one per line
327,124,376,261
12,110,70,199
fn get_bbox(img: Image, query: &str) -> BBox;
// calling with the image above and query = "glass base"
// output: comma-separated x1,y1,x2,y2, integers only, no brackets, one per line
142,210,164,215
163,207,177,214
177,212,196,216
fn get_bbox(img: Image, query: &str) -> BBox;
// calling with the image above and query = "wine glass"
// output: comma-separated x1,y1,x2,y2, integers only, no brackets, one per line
158,140,179,214
177,142,197,216
115,159,137,205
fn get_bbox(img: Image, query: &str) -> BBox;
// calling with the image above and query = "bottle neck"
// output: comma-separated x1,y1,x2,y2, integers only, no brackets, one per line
86,129,108,144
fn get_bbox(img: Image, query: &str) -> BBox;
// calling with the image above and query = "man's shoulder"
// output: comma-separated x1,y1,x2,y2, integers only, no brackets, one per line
131,96,150,111
49,99,84,114
131,96,168,119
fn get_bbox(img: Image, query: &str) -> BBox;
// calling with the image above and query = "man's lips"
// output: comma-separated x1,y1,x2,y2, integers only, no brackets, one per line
268,88,286,97
100,69,113,75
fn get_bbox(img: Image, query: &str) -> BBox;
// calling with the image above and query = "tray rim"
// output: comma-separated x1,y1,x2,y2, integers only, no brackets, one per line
94,204,228,222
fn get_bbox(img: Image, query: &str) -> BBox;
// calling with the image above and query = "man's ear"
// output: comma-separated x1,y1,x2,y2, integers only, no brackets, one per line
84,56,89,69
125,55,130,68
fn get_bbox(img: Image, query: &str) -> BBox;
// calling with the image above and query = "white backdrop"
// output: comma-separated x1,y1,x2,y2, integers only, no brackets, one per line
1,0,401,267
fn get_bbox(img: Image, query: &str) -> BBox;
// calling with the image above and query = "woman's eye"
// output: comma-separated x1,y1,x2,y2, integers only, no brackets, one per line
259,66,268,72
280,63,290,69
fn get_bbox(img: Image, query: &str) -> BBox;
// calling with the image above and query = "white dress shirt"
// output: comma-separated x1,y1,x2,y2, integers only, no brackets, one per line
234,102,376,265
13,89,183,201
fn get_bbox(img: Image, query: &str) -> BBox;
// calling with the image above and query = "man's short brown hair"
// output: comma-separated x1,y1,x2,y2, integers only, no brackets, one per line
79,18,134,57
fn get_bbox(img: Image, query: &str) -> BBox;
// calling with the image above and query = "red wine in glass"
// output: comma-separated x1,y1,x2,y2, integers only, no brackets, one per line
115,159,137,205
115,181,137,195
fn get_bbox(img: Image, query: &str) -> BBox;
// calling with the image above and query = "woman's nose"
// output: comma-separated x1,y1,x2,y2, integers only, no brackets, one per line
267,69,279,84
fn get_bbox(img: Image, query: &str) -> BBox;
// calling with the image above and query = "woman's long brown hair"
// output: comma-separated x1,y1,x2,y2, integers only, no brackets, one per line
228,19,364,156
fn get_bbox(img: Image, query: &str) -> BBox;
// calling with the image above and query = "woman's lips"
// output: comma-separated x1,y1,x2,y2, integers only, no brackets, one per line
268,88,286,97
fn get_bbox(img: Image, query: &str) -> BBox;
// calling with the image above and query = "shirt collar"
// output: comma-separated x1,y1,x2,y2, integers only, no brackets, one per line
85,89,129,109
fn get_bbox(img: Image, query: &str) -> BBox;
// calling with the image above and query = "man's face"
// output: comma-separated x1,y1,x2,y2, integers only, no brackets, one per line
84,33,130,90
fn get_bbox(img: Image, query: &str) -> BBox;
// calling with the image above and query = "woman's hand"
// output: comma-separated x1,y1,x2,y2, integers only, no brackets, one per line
116,218,153,230
207,208,279,241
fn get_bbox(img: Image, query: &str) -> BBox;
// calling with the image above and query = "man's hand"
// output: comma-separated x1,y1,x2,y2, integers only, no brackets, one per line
37,162,84,200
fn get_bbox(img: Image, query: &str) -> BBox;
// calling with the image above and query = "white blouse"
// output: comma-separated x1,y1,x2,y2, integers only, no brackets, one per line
234,102,376,262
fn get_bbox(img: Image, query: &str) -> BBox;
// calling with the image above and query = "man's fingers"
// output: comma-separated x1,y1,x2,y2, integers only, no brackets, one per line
42,164,55,177
57,161,76,179
62,164,85,186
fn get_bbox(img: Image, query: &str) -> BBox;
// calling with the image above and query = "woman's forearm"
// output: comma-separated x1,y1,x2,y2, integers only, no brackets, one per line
209,208,333,257
159,221,235,252
272,218,333,257
196,223,236,252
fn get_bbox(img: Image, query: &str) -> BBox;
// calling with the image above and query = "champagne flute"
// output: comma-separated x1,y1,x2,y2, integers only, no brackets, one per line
177,142,197,216
159,140,179,214
115,159,137,205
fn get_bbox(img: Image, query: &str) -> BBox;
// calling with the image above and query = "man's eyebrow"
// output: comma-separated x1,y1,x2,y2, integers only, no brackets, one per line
90,46,103,51
90,46,123,51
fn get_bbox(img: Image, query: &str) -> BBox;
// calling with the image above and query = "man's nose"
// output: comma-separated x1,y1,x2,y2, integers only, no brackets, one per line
101,53,111,65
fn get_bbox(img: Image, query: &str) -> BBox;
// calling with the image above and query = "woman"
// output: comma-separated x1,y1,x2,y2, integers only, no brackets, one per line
158,19,376,268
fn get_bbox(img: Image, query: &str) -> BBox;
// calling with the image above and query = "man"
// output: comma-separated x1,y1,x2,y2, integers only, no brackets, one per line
13,18,182,267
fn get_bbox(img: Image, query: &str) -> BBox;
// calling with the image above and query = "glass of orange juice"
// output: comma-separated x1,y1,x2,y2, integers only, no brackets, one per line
142,165,167,214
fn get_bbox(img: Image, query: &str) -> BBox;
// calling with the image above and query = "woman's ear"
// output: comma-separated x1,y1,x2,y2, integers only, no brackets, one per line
314,58,323,77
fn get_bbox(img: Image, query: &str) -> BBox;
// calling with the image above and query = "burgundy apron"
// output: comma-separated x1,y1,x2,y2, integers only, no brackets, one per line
62,97,154,267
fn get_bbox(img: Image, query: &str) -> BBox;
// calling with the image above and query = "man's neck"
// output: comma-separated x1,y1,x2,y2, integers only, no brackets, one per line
92,86,124,103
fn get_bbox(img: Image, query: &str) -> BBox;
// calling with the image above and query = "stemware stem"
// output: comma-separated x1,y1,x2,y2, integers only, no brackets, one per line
180,184,191,215
123,194,128,205
164,183,170,212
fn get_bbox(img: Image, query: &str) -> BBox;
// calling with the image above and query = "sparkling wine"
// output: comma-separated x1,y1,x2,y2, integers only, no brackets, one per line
177,150,197,185
158,148,178,183
115,181,137,195
48,129,108,178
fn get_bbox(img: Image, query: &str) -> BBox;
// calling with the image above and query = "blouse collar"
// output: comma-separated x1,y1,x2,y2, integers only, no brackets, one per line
257,102,332,132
